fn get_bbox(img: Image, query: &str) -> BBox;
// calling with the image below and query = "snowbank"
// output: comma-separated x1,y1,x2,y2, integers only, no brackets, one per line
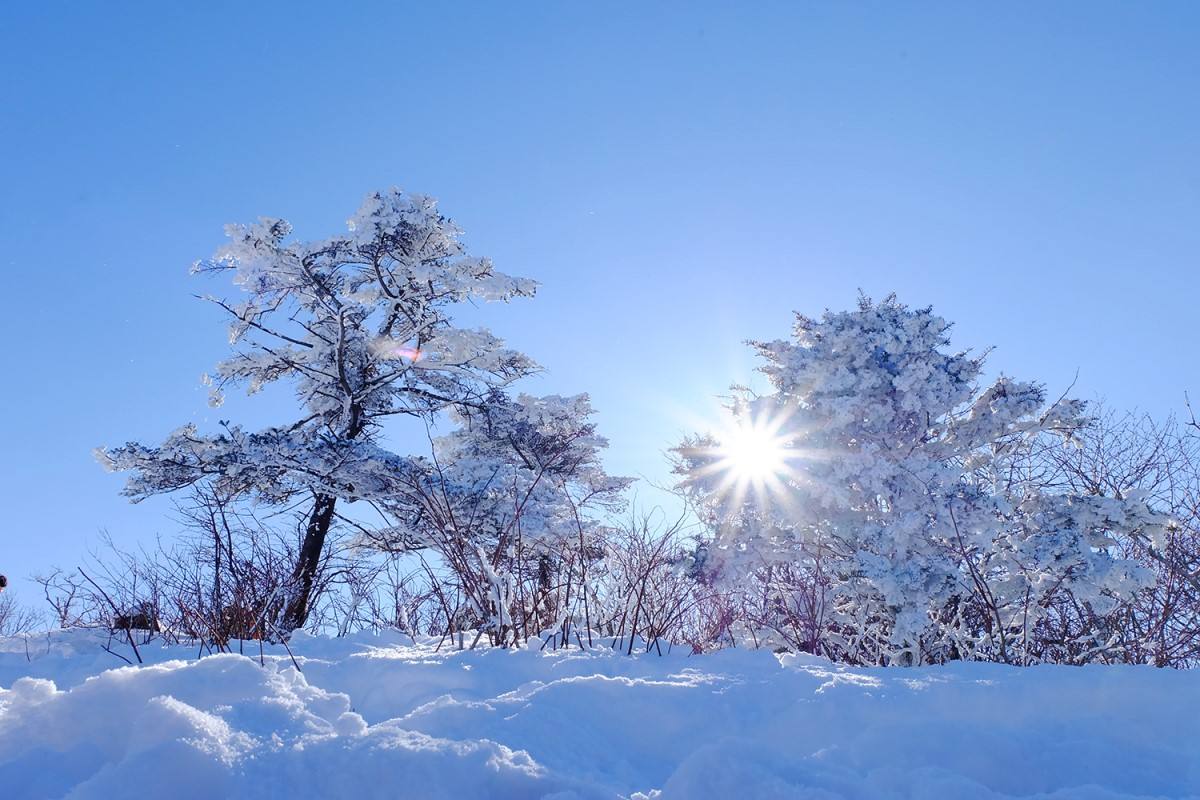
1,631,1196,799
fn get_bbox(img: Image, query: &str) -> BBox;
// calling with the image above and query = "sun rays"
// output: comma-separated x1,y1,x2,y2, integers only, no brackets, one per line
681,403,812,516
717,415,791,485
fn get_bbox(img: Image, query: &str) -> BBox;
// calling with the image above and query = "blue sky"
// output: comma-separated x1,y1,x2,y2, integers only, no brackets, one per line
2,3,1198,597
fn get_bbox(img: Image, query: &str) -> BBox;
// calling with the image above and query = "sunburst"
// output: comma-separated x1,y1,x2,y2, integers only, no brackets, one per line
683,404,809,517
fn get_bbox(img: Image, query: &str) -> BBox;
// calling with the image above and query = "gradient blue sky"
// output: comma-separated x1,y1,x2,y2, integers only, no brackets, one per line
2,3,1198,598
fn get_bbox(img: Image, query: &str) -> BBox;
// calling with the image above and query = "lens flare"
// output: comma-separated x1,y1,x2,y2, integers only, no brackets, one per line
371,338,424,362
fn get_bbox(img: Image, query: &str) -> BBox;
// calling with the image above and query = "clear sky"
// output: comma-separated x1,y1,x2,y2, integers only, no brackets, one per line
2,3,1198,599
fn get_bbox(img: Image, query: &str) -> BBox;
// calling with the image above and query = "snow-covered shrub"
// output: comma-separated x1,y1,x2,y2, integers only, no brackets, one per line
1023,404,1200,666
362,393,631,647
675,294,1167,665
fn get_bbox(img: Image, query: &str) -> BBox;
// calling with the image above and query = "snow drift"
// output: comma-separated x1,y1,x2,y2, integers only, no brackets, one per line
1,631,1196,799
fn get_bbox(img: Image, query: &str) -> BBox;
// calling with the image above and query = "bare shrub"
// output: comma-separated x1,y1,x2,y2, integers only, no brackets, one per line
35,486,360,657
583,511,712,654
0,591,43,637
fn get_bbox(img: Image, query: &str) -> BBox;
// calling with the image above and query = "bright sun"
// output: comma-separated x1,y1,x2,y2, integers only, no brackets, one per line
718,418,790,484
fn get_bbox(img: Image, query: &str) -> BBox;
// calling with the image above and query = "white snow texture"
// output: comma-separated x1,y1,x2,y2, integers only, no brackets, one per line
1,631,1195,799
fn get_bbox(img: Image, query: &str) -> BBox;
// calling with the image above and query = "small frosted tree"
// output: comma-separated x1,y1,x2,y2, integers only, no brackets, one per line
675,294,1165,664
100,189,538,632
366,393,630,645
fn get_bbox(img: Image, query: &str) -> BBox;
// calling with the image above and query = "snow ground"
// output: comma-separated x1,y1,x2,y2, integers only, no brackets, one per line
1,631,1196,799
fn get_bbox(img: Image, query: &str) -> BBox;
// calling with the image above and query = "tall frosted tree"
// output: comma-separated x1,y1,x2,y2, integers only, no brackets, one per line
99,189,538,631
675,295,1165,664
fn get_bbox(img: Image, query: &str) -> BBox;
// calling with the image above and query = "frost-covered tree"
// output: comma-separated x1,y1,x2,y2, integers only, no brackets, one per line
1025,404,1200,665
675,295,1165,664
366,393,630,645
100,189,538,632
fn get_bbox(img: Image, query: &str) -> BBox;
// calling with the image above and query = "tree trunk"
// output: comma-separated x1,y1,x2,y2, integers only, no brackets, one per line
280,405,362,634
281,493,337,633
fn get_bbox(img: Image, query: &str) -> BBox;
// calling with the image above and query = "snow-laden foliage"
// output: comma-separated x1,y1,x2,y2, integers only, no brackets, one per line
100,189,536,502
675,295,1166,664
365,393,632,645
98,189,542,630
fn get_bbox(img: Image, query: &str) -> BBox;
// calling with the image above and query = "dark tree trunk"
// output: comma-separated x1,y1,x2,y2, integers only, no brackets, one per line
280,405,363,634
281,493,338,632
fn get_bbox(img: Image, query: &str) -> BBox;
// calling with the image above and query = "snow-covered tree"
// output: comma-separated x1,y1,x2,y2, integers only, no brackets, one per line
366,393,630,645
99,189,539,631
675,295,1165,664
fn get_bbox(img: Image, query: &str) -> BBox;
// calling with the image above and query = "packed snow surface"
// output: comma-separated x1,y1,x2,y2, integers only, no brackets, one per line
1,631,1196,799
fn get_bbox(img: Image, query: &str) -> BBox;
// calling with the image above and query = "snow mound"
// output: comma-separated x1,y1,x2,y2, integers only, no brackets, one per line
1,631,1196,799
